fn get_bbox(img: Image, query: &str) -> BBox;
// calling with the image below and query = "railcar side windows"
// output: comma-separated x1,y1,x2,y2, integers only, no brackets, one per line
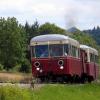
64,44,68,56
70,45,79,58
76,48,79,58
94,55,99,63
90,53,98,63
72,46,75,57
78,49,80,58
90,53,94,62
69,45,71,56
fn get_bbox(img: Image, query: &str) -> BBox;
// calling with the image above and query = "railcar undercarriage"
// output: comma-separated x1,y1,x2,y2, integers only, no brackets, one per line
34,74,94,84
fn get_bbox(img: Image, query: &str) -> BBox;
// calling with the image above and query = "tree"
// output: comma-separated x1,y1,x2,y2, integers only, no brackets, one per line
70,30,99,50
0,17,26,70
39,22,66,35
25,20,39,44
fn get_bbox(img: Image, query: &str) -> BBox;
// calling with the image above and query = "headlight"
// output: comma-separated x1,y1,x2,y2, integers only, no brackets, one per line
36,67,40,71
58,60,64,66
60,66,64,70
34,61,40,67
40,69,43,73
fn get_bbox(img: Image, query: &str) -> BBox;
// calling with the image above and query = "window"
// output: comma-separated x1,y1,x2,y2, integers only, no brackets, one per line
69,45,75,56
76,48,79,58
49,44,63,57
72,46,76,57
35,45,49,58
90,53,94,62
69,44,72,56
74,46,76,57
69,45,79,58
94,55,98,63
64,44,69,56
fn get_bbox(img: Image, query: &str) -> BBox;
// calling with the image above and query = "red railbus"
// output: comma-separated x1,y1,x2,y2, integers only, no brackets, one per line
30,34,99,83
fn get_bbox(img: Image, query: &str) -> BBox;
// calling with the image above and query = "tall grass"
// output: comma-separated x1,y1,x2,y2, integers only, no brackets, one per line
0,86,34,100
0,83,100,100
0,72,32,83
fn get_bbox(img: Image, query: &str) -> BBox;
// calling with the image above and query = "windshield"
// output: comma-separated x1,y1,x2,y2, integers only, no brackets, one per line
50,44,63,57
35,45,49,58
32,44,68,58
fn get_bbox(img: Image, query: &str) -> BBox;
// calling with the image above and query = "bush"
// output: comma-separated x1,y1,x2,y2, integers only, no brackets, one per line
19,59,31,73
0,64,3,71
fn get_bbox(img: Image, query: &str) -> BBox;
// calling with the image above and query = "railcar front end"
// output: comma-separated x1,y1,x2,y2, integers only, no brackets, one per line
30,34,82,82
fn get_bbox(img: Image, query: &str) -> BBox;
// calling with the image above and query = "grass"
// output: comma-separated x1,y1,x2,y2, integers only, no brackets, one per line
0,72,32,83
34,83,100,100
0,86,33,100
0,83,100,100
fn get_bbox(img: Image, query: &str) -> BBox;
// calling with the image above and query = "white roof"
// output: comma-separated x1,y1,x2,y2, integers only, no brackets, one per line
80,45,98,55
30,34,79,47
31,34,69,42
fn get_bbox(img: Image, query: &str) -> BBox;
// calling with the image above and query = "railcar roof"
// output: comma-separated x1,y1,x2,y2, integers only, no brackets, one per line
30,34,79,46
31,34,69,42
80,45,98,55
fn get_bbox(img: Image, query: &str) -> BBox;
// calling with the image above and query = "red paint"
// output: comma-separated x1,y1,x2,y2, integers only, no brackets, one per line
31,56,83,77
86,62,99,79
31,49,99,81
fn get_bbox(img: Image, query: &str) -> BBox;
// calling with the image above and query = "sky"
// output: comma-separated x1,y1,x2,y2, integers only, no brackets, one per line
0,0,100,30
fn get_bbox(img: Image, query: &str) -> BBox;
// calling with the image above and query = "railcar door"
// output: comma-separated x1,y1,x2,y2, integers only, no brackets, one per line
80,50,87,74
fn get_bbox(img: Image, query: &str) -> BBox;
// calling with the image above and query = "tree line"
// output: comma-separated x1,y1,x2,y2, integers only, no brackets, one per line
84,26,100,45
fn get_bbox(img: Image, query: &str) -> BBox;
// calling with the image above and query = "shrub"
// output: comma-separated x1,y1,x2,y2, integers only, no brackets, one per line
0,64,3,71
19,59,31,73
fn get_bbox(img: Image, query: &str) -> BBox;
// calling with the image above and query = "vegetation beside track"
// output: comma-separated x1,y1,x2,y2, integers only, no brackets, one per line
0,72,32,83
0,83,100,100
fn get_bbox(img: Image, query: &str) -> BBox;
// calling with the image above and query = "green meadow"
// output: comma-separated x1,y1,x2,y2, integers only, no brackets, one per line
0,83,100,100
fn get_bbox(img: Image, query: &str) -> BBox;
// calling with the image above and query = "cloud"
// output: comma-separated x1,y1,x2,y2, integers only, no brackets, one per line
0,0,35,15
0,0,100,30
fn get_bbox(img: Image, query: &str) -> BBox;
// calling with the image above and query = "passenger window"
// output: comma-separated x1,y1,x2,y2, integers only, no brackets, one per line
69,45,72,56
72,46,74,56
78,49,80,58
64,44,68,56
72,46,76,57
90,53,95,62
76,48,79,58
95,55,98,63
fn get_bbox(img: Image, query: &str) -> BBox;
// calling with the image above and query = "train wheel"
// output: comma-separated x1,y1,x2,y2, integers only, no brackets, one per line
88,76,93,83
57,77,64,83
80,74,87,84
75,75,80,83
72,75,80,83
80,77,86,84
52,76,57,83
63,76,68,83
40,77,45,83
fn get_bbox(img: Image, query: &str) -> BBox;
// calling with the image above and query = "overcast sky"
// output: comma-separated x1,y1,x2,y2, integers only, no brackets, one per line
0,0,100,30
